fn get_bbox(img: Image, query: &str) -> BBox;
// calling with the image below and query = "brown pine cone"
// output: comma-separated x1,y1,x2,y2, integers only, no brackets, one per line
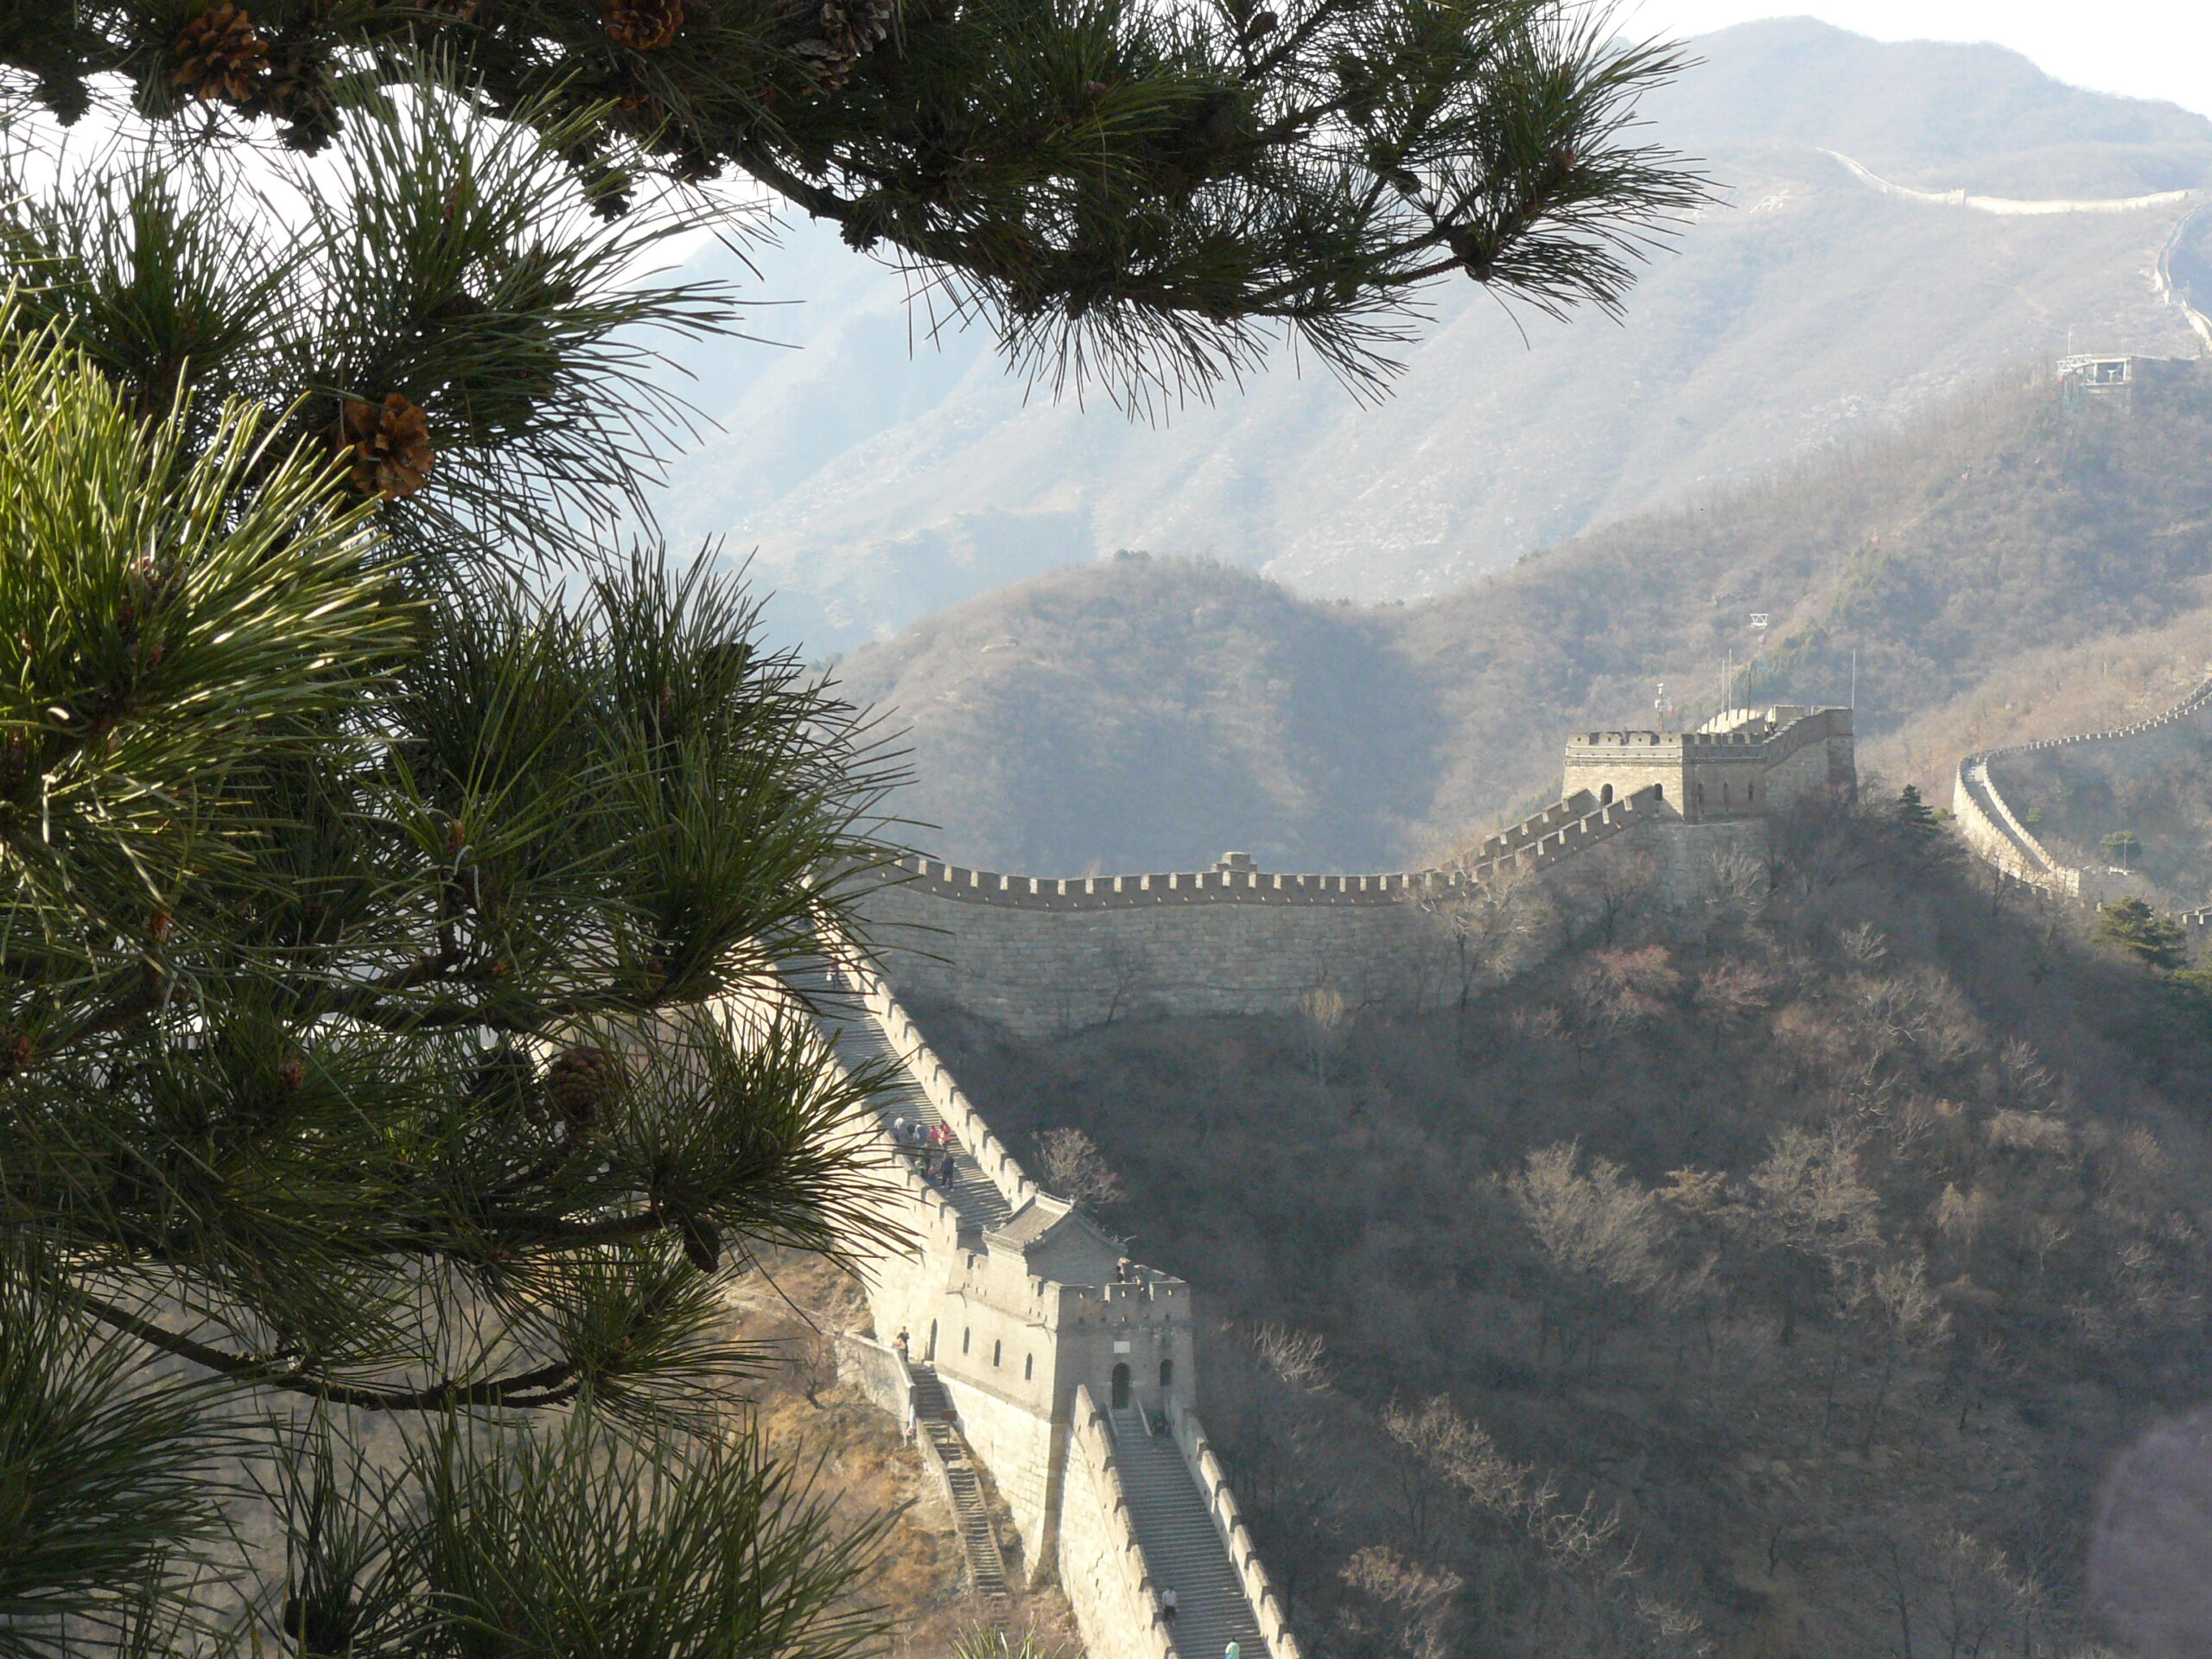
337,394,434,500
679,1216,721,1274
543,1045,629,1131
605,0,683,49
170,3,269,103
818,0,892,58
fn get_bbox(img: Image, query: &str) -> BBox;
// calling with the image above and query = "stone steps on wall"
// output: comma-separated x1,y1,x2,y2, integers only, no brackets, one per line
910,1363,1015,1623
1108,1407,1268,1659
798,961,1014,1230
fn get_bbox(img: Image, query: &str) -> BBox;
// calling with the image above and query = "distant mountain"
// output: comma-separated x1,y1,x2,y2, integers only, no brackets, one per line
835,365,2212,874
644,18,2212,650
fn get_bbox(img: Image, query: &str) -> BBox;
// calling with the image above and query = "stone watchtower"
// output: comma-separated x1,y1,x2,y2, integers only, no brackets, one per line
1560,704,1855,823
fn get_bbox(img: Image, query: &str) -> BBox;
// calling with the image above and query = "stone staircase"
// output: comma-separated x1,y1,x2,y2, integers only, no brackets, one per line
1108,1407,1266,1659
804,960,1014,1230
911,1363,1014,1624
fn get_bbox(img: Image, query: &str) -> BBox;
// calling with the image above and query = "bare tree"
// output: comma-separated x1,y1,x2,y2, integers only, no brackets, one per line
1033,1128,1127,1212
1510,1142,1680,1370
1301,986,1353,1084
1339,1546,1462,1659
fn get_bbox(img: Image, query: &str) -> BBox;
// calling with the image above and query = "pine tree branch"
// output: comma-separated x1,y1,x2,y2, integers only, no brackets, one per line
73,1290,582,1411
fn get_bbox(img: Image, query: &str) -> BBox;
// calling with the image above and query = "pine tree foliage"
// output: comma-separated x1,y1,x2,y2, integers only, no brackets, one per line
0,0,1707,1639
0,0,1707,405
2094,895,2187,972
0,79,903,1655
0,79,736,561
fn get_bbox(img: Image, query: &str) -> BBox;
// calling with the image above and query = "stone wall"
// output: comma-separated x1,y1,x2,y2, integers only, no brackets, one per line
939,1369,1063,1575
1954,673,2212,899
858,806,1769,1037
1561,708,1854,823
1056,1386,1176,1659
836,1332,915,1429
1171,1411,1305,1659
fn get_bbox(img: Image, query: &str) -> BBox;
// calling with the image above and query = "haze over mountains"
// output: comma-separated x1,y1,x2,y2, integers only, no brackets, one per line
837,366,2212,876
651,17,2212,649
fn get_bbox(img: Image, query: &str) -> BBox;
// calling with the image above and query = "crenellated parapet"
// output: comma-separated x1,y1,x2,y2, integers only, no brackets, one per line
874,777,1688,917
1953,674,2212,900
1562,706,1855,823
857,707,1856,1035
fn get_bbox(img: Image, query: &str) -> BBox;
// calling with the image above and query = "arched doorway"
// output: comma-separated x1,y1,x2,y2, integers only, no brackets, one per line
1599,784,1613,804
1111,1363,1131,1409
1160,1359,1174,1390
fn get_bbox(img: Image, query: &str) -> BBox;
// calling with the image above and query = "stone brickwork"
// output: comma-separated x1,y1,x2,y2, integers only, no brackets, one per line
856,733,1817,1037
1171,1414,1301,1659
1561,705,1855,822
798,935,1294,1658
1057,1387,1176,1659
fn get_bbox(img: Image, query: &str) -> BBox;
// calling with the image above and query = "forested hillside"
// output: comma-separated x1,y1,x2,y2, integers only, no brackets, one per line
837,366,2212,873
903,798,2212,1659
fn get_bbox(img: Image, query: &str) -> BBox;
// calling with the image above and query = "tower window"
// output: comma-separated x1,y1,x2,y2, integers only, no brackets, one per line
962,1327,971,1355
993,1339,1002,1368
1025,1354,1034,1381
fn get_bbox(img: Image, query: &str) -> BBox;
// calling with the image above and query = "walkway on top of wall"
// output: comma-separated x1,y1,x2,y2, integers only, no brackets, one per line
1109,1406,1267,1659
798,957,1014,1230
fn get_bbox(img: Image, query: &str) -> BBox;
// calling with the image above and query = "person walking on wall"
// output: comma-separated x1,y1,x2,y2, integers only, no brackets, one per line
1160,1587,1177,1625
1224,1643,1240,1659
893,1328,909,1357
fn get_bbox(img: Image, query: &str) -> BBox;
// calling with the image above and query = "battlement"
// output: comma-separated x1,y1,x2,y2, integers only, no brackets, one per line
876,782,1686,914
1561,705,1853,823
856,709,1854,1036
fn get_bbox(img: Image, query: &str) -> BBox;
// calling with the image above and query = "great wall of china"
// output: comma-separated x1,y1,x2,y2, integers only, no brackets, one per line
859,706,1853,1036
1950,673,2212,907
793,706,1855,1659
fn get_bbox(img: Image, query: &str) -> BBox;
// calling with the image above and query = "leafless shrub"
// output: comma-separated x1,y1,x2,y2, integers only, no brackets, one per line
1255,1321,1332,1392
1033,1126,1125,1211
1339,1546,1462,1659
1840,922,1890,965
1300,984,1351,1083
1987,1109,2074,1156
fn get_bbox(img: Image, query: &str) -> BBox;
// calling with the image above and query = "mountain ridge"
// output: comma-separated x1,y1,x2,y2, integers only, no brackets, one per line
645,17,2212,649
835,362,2212,876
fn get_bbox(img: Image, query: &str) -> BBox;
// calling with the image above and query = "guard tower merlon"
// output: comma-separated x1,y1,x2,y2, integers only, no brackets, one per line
1560,705,1854,824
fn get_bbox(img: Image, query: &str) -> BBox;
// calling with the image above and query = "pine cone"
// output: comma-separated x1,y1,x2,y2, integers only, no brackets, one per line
255,41,336,149
605,0,683,48
171,3,269,103
787,0,891,90
680,1216,721,1274
338,394,434,500
818,0,892,58
543,1045,628,1131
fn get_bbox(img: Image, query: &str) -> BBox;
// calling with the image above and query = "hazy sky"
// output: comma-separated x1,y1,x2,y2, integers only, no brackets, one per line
1632,1,2212,120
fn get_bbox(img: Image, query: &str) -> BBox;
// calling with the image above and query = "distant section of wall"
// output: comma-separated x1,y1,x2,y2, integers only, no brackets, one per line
1057,1387,1176,1659
860,803,1767,1036
1821,149,2201,216
1954,673,2212,900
